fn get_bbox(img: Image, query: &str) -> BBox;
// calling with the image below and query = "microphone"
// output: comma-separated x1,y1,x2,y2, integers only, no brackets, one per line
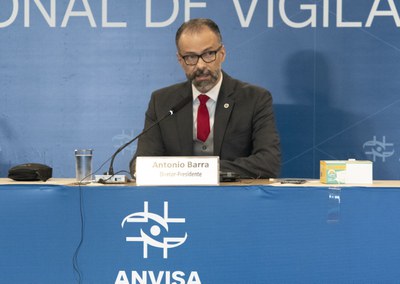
104,95,192,180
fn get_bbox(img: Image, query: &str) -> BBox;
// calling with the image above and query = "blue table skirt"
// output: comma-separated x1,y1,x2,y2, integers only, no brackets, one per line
1,184,399,283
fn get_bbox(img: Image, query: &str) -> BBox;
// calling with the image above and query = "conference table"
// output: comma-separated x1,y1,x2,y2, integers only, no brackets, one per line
1,178,400,284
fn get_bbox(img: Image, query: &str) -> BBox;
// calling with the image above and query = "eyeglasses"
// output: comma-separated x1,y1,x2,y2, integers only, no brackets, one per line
179,45,223,66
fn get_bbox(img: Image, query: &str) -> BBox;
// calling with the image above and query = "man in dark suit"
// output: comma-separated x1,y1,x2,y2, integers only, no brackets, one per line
130,18,280,178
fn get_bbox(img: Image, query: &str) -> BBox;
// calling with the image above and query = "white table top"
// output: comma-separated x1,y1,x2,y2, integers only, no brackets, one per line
1,178,400,188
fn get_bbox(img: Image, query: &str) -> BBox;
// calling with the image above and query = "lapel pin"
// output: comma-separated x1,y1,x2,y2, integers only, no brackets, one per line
224,103,229,109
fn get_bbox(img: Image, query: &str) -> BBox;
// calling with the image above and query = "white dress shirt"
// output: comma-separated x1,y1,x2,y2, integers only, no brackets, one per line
192,73,223,141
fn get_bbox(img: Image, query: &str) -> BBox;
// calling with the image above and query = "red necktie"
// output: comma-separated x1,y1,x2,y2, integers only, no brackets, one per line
197,94,210,142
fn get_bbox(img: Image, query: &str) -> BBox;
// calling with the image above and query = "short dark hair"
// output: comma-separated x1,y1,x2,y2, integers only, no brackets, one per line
175,18,222,48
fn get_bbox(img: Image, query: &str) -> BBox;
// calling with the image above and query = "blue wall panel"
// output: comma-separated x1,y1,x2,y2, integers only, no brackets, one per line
1,0,400,179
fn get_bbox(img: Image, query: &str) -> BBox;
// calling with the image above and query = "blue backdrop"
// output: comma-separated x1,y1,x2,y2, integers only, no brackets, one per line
1,0,400,179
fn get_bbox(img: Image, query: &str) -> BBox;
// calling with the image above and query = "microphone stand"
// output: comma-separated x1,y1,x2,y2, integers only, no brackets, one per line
97,95,192,183
107,111,172,176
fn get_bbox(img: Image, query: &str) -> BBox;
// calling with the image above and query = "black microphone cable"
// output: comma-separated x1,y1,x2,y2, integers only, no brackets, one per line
72,156,112,284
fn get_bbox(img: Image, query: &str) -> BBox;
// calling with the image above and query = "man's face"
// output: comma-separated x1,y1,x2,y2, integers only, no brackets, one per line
177,27,226,93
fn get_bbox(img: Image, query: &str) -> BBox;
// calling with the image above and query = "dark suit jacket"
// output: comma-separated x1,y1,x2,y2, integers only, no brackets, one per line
130,71,281,178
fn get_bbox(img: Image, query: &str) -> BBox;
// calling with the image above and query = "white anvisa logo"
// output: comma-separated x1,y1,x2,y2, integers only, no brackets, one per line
121,201,188,259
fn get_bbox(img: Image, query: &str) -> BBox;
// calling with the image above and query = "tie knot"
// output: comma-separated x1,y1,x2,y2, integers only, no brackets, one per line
198,94,209,105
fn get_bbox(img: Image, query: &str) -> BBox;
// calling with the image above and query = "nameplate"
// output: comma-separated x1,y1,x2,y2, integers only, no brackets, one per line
135,156,220,186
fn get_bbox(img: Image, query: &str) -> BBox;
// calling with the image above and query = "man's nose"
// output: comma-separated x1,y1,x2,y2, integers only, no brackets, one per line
196,56,208,68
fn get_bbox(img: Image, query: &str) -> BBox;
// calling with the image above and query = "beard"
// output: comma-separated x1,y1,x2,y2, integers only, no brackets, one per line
187,68,220,93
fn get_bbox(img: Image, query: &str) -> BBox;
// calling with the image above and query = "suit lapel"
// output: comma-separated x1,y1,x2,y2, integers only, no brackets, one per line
214,72,235,155
176,84,194,155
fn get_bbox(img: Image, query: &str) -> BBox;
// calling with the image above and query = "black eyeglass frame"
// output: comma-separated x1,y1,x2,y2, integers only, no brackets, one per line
179,45,223,66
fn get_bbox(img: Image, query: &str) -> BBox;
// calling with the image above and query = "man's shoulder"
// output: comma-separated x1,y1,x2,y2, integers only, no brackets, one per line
223,72,271,97
153,80,190,97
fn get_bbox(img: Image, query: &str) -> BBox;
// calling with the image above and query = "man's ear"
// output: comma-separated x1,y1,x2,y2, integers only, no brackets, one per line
219,45,226,63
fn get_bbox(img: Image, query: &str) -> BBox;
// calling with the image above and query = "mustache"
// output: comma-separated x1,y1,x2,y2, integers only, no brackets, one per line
189,69,211,80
